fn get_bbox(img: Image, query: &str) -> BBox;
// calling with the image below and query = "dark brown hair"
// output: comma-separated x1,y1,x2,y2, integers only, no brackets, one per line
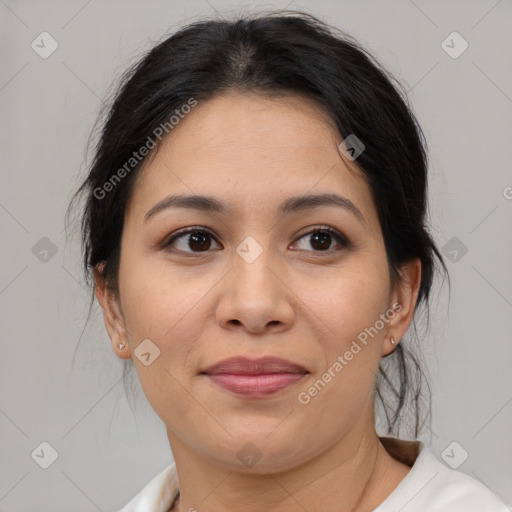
67,10,448,438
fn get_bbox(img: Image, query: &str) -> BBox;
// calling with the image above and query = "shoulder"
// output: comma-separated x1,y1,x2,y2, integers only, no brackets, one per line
116,444,510,512
376,438,510,512
117,462,179,512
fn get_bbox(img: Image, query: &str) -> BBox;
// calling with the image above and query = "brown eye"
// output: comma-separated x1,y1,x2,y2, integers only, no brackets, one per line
165,228,221,253
293,227,348,253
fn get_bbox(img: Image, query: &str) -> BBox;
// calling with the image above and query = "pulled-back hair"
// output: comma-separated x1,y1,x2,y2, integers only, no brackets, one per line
67,10,448,438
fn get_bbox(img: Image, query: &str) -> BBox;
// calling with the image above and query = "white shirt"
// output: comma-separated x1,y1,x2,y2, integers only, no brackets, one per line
118,438,510,512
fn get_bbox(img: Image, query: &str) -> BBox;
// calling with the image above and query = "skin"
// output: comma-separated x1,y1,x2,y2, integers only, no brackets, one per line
95,91,422,512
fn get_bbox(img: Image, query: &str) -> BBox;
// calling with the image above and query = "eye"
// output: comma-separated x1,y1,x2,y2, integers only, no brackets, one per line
162,225,349,255
292,226,349,253
163,227,221,254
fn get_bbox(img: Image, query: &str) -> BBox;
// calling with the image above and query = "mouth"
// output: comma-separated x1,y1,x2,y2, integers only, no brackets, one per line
201,356,309,398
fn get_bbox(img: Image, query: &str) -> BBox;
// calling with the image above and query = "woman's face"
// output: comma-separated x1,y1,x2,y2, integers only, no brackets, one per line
96,91,419,473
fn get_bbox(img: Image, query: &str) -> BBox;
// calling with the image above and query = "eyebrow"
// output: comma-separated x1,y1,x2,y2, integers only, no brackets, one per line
144,192,366,225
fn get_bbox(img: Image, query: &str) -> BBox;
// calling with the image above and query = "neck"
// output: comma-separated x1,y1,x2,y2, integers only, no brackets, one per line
167,412,405,512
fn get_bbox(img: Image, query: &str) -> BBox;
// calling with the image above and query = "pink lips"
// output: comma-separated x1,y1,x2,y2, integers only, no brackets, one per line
202,356,308,397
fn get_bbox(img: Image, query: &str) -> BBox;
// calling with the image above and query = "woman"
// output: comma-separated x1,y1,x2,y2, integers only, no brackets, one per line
69,10,508,512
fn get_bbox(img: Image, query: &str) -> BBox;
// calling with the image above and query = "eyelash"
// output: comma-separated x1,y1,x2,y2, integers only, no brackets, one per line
161,225,349,255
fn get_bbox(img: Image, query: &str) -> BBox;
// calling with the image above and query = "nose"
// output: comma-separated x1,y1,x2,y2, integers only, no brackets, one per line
215,240,295,335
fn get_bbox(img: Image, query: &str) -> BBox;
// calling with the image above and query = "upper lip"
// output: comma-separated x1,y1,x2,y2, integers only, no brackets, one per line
202,356,308,375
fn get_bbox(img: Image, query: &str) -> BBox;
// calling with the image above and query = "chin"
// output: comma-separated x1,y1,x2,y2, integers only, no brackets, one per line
202,426,314,474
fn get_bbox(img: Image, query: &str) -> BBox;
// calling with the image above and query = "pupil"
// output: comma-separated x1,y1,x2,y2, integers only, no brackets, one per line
190,231,211,251
311,232,331,251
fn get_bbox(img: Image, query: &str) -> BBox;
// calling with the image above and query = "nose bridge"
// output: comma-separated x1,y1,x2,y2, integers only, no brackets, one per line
233,234,278,296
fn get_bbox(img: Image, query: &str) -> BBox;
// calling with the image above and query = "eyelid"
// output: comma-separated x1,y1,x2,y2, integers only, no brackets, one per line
161,226,220,250
162,224,349,253
292,225,349,250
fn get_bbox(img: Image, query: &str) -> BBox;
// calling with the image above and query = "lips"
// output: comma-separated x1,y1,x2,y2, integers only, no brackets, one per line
202,356,308,375
201,356,309,397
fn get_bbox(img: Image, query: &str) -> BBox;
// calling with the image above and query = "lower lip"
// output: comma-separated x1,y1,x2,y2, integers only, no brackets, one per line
206,373,307,397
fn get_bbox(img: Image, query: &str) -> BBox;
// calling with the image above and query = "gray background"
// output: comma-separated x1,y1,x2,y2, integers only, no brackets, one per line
1,0,511,510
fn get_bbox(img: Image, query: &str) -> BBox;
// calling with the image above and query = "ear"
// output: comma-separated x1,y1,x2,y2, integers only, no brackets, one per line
94,263,131,359
381,258,422,357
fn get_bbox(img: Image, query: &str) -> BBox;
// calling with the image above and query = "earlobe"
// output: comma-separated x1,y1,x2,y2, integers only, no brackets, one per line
381,258,422,357
93,264,131,359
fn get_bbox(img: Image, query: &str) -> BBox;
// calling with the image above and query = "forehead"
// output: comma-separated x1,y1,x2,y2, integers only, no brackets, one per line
125,91,377,229
186,92,339,157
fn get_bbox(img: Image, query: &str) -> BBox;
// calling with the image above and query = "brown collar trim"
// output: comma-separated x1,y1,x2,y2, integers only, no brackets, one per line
379,436,421,467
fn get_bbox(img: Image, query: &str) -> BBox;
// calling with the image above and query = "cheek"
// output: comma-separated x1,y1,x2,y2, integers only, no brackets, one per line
305,259,390,349
118,256,220,375
117,259,210,424
294,269,389,429
298,260,390,405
